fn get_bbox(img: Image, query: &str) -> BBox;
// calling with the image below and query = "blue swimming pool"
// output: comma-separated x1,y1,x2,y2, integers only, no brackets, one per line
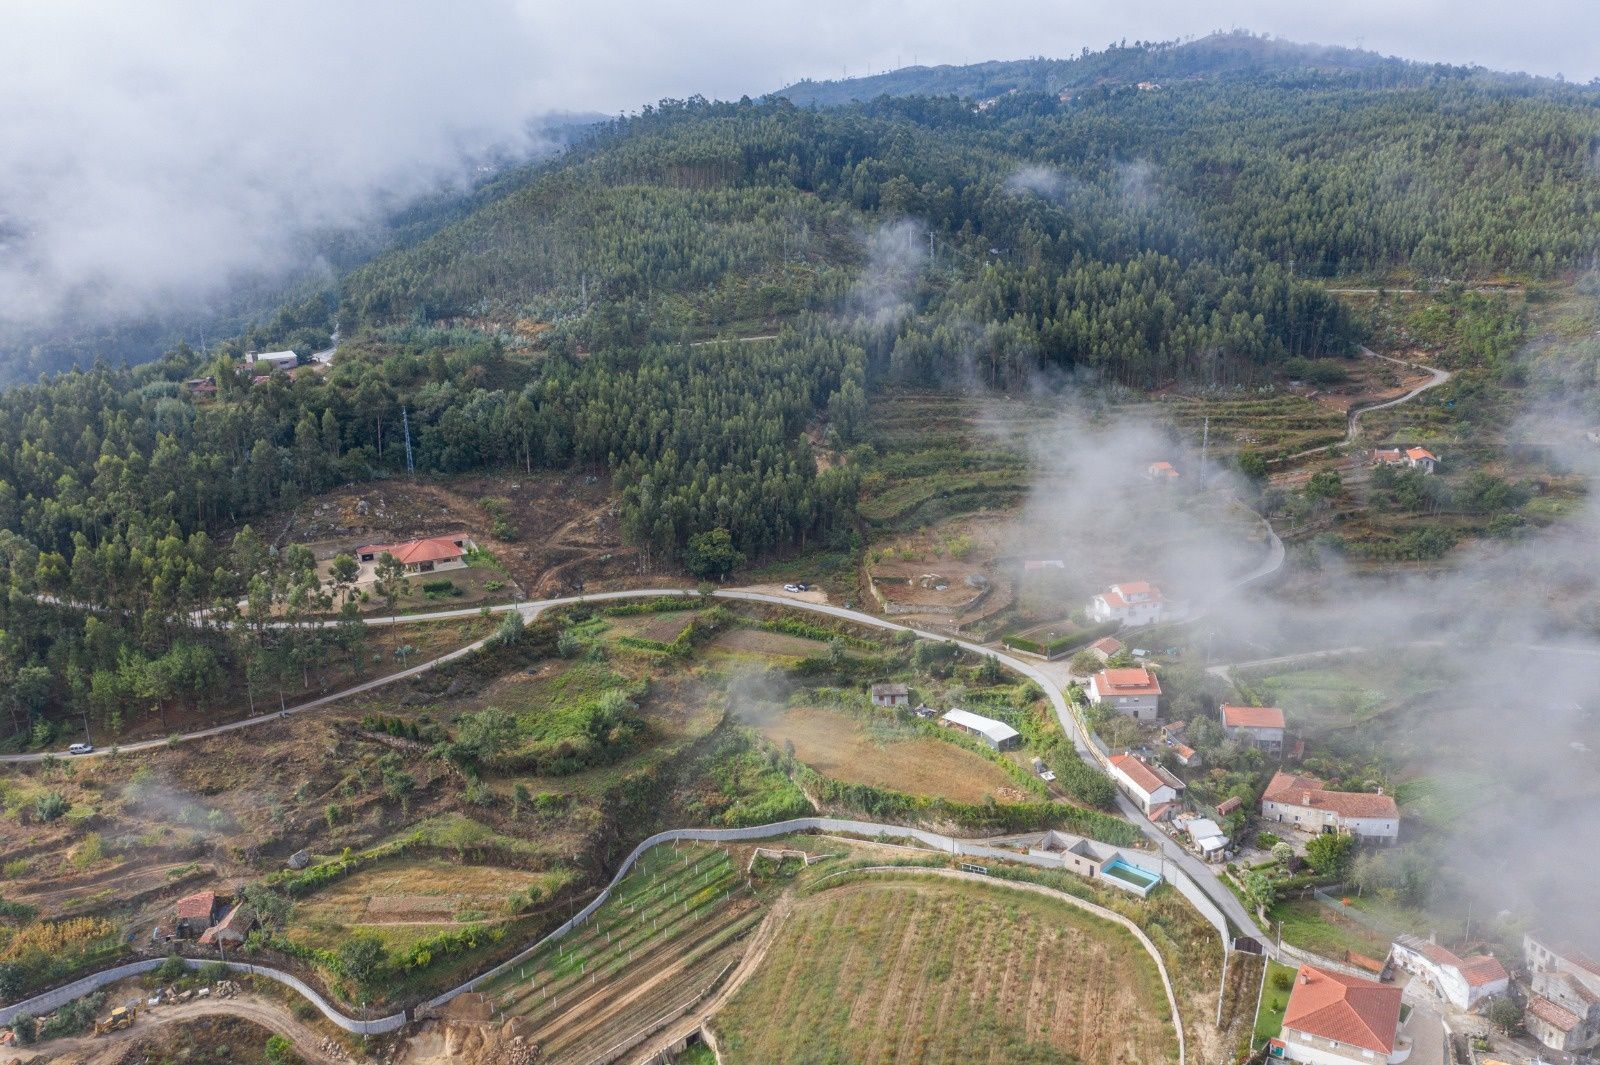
1101,856,1162,892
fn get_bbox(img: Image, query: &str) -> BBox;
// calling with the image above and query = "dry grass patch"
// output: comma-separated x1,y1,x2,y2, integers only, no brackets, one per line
754,706,1025,804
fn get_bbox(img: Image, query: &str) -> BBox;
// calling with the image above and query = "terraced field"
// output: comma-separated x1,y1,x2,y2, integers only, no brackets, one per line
1144,393,1346,459
482,843,764,1065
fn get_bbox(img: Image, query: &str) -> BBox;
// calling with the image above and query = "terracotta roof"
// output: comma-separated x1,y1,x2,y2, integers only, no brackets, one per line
175,891,216,920
1216,796,1243,815
1148,461,1180,477
1091,637,1123,655
1092,668,1162,697
1459,955,1509,987
1374,448,1404,463
1263,771,1399,820
1406,447,1438,462
358,535,467,566
1113,581,1160,600
1109,754,1183,798
1283,965,1402,1054
1222,704,1286,730
1528,995,1583,1033
1174,743,1198,760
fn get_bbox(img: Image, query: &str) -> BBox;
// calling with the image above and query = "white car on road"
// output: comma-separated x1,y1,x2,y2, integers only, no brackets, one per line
66,742,94,755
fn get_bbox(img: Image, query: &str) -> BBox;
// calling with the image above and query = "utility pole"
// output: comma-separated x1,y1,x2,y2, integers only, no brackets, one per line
1200,416,1210,486
402,407,415,476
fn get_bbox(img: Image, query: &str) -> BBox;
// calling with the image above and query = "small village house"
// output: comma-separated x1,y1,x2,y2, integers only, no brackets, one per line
1372,447,1439,474
870,682,910,708
1172,742,1201,767
198,902,255,950
939,708,1021,751
1388,935,1508,1010
1088,636,1124,663
1087,581,1167,626
356,534,472,575
1215,795,1243,818
1087,667,1162,721
1107,753,1183,817
1272,965,1410,1065
1221,704,1286,753
173,890,218,938
245,349,299,372
1145,461,1180,482
1522,934,1600,1051
1262,771,1400,842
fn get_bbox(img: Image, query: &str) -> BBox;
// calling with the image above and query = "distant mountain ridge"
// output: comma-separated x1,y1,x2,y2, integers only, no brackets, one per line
769,31,1567,107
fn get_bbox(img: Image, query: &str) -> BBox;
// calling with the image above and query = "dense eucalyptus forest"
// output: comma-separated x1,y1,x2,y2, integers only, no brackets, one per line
1,39,1598,740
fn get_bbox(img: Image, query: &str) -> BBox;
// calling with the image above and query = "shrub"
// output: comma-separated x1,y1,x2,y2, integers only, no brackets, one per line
156,952,188,981
32,792,69,823
199,960,230,983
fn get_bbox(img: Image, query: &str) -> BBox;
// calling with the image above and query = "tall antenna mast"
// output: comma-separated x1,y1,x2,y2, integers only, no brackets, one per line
402,407,415,476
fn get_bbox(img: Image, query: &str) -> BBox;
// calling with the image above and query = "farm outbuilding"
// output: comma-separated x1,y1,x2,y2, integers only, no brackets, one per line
870,682,910,708
939,708,1021,751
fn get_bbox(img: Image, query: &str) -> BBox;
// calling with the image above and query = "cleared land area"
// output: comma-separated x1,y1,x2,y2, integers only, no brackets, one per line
753,706,1025,804
707,627,829,658
714,873,1177,1065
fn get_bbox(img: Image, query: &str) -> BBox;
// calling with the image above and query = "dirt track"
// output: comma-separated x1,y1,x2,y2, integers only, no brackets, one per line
24,995,349,1065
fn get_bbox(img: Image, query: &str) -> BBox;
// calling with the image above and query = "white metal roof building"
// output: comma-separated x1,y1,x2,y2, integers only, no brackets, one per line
939,708,1021,751
1184,817,1229,858
247,350,298,370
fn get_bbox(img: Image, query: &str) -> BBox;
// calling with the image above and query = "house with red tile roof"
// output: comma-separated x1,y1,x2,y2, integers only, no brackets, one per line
1221,704,1286,752
1390,935,1508,1009
356,534,472,575
1277,965,1408,1065
1088,636,1124,663
1372,446,1439,474
1087,581,1167,626
1526,994,1593,1052
1262,771,1400,842
1107,753,1183,817
1087,667,1162,721
1145,461,1180,481
173,890,218,938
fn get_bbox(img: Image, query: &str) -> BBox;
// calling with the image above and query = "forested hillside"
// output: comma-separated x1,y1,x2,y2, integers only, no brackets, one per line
1,41,1598,742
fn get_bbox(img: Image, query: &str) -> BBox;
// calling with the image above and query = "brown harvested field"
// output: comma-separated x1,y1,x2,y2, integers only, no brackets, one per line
709,627,828,658
752,706,1025,803
713,876,1177,1065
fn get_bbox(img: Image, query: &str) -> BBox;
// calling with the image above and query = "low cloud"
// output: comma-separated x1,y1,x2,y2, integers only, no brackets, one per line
0,1,550,333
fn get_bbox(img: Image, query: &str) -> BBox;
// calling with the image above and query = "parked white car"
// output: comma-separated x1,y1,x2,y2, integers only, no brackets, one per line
66,742,94,755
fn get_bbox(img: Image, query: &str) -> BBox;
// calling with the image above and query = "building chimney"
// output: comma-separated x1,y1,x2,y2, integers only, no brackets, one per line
1303,792,1313,805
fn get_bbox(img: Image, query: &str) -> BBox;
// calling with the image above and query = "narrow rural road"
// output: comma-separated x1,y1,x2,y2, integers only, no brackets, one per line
5,584,1279,950
1274,346,1452,465
31,995,345,1065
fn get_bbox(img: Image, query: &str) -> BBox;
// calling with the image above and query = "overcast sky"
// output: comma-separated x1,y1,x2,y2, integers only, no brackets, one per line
3,0,1597,333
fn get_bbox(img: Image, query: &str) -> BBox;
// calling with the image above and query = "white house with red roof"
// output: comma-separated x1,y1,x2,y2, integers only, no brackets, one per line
1221,704,1286,753
1107,753,1183,817
1389,934,1508,1010
356,534,472,575
1372,446,1439,474
1262,771,1400,841
1087,667,1162,721
1087,581,1167,626
1274,965,1410,1065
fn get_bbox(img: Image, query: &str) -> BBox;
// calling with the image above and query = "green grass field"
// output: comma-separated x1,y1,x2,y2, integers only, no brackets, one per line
1254,960,1300,1046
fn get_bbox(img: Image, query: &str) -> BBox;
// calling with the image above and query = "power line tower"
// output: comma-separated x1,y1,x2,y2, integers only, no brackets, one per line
402,407,415,476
